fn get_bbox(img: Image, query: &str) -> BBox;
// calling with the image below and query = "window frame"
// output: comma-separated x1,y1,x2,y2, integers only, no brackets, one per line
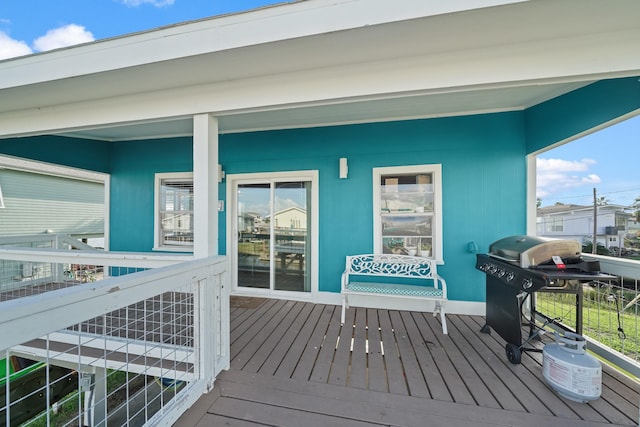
373,164,443,264
154,172,194,252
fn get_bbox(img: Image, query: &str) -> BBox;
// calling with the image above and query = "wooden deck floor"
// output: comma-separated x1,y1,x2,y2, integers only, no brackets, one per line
176,298,639,426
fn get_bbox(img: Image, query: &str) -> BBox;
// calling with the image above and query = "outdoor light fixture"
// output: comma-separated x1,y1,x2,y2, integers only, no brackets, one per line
339,157,348,179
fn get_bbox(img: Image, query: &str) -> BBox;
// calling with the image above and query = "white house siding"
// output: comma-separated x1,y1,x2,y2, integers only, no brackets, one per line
0,168,104,238
537,205,631,249
273,207,307,230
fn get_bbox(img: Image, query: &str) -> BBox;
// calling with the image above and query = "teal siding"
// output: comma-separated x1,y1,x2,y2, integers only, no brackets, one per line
0,169,104,237
109,138,193,252
525,77,640,154
218,113,527,302
34,113,526,302
4,77,634,303
0,135,110,173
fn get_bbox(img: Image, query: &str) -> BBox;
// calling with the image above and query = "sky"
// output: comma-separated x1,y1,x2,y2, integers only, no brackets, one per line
1,1,639,210
537,115,640,208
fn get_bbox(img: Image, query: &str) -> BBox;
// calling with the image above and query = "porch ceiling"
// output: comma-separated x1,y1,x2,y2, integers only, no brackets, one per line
0,0,639,140
54,82,588,140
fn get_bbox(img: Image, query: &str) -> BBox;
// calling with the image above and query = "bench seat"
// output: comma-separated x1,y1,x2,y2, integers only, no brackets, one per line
341,254,448,334
345,282,443,297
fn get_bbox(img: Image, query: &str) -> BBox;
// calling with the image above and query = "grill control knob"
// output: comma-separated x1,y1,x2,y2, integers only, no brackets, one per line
522,278,533,290
497,270,506,278
505,272,515,282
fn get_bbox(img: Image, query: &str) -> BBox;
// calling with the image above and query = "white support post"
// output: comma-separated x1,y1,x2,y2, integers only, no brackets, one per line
192,114,219,259
198,276,216,391
526,154,537,236
82,368,107,427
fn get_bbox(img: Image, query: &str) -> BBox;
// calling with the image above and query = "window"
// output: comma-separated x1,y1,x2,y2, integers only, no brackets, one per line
373,165,442,262
615,213,626,231
154,172,194,251
545,216,563,232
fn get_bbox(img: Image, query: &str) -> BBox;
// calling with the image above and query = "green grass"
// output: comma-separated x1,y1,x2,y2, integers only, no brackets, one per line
536,287,640,360
22,370,148,426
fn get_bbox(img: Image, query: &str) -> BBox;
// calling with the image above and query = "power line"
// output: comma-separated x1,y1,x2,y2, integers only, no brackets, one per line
538,186,640,203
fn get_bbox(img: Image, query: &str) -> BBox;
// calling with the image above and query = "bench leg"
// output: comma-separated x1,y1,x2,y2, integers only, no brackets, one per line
341,294,347,325
436,302,448,335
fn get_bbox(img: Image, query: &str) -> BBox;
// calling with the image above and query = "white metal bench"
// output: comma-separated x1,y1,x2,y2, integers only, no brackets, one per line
341,254,448,334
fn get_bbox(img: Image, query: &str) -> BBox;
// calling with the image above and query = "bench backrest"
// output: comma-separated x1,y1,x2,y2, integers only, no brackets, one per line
345,254,437,280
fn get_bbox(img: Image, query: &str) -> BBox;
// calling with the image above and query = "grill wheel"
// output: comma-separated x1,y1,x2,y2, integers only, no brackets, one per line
505,343,522,364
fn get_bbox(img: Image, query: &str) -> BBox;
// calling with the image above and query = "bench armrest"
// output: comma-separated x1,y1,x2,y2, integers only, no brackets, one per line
435,273,447,299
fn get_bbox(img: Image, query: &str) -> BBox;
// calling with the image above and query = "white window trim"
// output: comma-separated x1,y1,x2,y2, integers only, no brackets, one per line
373,164,443,264
0,184,4,208
154,172,194,252
226,170,319,301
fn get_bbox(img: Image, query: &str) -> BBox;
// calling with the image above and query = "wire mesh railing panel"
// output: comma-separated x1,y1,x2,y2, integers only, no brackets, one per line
0,250,229,427
3,278,200,427
536,276,640,364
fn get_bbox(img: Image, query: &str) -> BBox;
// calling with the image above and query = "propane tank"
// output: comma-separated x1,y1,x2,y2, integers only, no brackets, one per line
543,332,601,403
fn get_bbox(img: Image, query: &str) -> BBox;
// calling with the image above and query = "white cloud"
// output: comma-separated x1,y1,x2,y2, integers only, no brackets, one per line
119,0,175,7
33,24,94,52
0,31,32,59
536,158,595,173
536,157,601,199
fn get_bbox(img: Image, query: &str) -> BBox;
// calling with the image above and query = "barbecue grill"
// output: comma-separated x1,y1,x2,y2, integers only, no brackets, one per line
475,235,616,364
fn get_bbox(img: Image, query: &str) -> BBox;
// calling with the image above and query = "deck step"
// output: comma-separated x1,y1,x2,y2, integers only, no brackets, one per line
185,369,620,427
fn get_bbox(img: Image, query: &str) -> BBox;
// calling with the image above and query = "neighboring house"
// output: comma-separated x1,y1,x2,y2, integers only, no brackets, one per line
0,0,638,314
537,204,633,250
271,207,307,231
0,156,106,242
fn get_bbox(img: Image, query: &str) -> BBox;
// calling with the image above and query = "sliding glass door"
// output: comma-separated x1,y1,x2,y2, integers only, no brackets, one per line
234,176,312,293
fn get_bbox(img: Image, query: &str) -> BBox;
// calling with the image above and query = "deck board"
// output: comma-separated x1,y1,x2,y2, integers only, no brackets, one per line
377,309,410,395
349,308,368,389
258,301,314,376
241,300,302,373
447,314,532,413
175,299,640,427
388,310,432,398
366,308,389,393
307,305,342,383
274,303,326,379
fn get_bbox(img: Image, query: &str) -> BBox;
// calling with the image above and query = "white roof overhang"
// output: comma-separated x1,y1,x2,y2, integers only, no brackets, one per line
0,0,639,141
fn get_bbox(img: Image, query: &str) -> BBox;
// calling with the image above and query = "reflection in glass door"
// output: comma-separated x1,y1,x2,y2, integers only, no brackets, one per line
236,179,311,293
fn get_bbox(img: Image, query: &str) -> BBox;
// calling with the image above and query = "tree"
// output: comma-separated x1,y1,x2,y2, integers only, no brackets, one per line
536,198,542,208
632,196,640,221
596,196,609,206
582,240,610,256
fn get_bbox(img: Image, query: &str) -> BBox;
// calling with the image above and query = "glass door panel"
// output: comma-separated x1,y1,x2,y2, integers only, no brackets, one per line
235,179,311,293
237,183,270,289
274,181,310,292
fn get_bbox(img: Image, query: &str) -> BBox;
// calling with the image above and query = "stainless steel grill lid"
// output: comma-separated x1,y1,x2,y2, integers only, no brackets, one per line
488,235,581,268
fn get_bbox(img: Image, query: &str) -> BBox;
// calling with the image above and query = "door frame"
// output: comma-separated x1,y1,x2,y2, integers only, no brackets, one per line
226,170,319,301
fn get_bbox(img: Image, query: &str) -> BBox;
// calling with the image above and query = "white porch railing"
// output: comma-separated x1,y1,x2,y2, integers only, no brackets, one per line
535,254,640,378
0,242,229,427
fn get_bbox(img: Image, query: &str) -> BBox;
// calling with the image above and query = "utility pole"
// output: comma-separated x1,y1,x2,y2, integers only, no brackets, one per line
592,188,597,254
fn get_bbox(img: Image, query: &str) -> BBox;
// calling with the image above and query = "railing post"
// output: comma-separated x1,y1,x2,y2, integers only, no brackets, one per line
198,274,216,392
214,267,230,375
